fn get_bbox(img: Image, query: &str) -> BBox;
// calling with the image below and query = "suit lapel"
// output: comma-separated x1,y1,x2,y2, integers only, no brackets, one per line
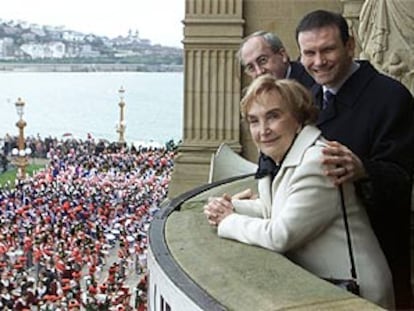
314,61,375,127
335,61,375,108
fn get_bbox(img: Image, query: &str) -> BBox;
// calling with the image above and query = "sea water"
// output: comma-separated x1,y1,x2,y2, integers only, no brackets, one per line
0,71,183,145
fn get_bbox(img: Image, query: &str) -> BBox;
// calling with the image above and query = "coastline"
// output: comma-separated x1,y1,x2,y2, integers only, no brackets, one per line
0,63,183,72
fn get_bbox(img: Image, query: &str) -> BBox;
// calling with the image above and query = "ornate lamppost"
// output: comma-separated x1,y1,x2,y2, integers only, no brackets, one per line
116,86,126,144
11,98,31,181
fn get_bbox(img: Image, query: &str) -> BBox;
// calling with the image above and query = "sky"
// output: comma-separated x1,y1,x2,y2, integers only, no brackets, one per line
1,0,185,47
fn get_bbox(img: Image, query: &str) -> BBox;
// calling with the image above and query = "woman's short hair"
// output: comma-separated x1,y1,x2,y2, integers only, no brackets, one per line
240,75,318,126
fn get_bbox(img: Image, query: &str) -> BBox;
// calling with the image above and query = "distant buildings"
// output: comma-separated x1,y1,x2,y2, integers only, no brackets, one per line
20,41,65,59
0,18,182,63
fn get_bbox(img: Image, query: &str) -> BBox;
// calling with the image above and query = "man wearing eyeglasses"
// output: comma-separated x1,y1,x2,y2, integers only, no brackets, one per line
238,31,314,86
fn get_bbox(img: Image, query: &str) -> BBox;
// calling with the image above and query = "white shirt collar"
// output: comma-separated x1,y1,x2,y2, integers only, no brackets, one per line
323,61,360,95
285,64,292,79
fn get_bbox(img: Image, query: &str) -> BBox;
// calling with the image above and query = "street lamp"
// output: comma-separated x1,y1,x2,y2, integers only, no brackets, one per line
116,86,126,144
11,98,31,181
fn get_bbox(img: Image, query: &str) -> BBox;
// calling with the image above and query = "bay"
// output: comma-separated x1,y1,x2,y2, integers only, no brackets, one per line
0,71,183,145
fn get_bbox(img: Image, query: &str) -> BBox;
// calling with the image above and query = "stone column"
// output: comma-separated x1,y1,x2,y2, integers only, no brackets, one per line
168,0,244,197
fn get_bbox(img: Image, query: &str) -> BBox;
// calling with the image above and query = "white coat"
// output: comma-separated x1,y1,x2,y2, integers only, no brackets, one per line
218,125,394,309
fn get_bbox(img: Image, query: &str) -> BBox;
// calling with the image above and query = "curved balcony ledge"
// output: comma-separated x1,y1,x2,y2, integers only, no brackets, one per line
148,175,383,311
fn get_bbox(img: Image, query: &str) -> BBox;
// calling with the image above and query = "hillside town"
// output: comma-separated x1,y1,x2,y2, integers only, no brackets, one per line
0,19,182,68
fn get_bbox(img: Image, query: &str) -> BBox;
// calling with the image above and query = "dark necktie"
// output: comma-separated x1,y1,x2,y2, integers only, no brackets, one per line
322,90,335,110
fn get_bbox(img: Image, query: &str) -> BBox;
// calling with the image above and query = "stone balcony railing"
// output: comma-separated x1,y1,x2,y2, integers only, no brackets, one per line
148,175,384,311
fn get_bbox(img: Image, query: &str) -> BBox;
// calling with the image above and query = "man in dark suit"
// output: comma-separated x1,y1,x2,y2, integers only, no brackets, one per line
296,10,414,309
237,31,314,180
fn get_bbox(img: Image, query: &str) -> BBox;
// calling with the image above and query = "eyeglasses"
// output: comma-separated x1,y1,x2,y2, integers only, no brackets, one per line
243,54,271,74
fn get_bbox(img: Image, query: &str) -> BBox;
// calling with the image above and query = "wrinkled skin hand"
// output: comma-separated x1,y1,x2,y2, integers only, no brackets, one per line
231,188,258,200
322,141,367,186
203,193,234,226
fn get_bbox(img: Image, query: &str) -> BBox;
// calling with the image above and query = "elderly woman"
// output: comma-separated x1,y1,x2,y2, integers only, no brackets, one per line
204,76,394,309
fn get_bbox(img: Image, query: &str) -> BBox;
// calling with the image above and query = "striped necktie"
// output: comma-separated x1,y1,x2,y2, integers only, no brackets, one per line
322,90,335,110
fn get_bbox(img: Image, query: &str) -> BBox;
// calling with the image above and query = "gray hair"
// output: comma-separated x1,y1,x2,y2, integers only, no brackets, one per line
237,31,285,66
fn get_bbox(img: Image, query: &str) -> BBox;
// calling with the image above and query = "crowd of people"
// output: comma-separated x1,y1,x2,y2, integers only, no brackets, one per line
0,134,177,310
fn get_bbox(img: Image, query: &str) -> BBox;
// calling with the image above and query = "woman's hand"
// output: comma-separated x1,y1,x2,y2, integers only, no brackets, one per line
231,188,258,200
203,193,234,226
322,141,367,186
